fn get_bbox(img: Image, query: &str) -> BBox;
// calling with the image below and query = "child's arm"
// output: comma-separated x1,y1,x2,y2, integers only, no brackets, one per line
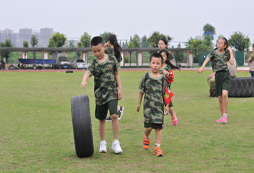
165,104,169,115
81,72,90,88
115,71,122,100
137,92,143,112
198,57,210,73
227,47,234,65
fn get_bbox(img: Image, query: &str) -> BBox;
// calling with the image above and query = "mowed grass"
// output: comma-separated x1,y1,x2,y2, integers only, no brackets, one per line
0,70,254,173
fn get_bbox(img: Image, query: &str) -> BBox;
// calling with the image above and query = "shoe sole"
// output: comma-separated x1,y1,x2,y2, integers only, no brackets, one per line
106,119,112,122
99,150,107,153
112,149,123,154
216,121,227,123
118,107,124,120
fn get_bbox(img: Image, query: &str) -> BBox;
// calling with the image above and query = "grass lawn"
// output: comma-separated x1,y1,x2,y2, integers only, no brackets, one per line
0,70,254,172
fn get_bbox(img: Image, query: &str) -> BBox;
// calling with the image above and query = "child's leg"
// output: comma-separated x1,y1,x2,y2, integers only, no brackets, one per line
99,119,106,140
218,95,224,117
111,114,119,140
155,129,162,144
222,90,228,114
168,107,174,118
144,127,152,137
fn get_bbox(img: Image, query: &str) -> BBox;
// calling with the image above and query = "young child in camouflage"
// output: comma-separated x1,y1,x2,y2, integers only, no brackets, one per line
81,36,123,154
137,53,169,157
104,34,124,122
198,37,234,123
159,49,180,125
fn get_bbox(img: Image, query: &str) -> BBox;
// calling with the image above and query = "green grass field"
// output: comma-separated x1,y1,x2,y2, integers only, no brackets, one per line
1,70,254,172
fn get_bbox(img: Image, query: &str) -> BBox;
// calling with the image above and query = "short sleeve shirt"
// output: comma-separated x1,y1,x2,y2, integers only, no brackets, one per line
207,49,230,72
86,54,120,105
139,72,167,124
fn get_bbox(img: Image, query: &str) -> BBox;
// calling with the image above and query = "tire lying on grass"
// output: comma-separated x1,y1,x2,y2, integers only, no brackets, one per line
228,78,254,97
71,95,94,158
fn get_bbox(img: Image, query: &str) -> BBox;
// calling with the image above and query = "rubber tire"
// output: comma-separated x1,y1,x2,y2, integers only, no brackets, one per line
71,95,94,158
228,78,254,97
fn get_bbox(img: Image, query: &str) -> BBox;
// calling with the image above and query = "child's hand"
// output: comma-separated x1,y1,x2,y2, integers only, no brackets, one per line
162,69,169,76
118,88,122,100
137,104,141,112
198,67,204,73
81,81,87,88
104,43,109,49
227,46,233,52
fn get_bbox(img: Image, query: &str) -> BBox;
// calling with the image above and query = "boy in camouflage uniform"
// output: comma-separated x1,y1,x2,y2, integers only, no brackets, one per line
137,53,169,157
198,37,234,124
81,36,123,154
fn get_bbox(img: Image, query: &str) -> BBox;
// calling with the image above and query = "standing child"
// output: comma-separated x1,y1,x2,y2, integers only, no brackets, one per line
159,49,180,125
198,37,234,123
104,34,124,121
158,38,174,62
137,53,169,157
81,36,123,154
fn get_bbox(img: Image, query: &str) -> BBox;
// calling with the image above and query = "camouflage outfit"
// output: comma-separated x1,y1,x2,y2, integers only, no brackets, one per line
139,72,167,124
105,47,122,63
207,49,231,96
249,52,254,77
86,54,120,105
207,76,215,93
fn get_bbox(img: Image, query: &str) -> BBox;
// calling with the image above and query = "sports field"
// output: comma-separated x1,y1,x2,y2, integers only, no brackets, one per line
1,70,254,172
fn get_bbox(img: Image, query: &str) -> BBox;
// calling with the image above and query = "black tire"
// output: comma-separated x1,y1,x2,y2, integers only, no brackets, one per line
71,95,94,158
228,78,254,97
33,65,37,70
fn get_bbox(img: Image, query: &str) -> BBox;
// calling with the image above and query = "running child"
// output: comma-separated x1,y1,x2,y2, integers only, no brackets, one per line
81,36,123,154
104,34,124,121
198,37,234,123
159,49,180,125
137,52,169,157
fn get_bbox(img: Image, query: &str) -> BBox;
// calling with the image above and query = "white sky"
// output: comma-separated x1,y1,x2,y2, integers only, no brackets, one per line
1,0,254,48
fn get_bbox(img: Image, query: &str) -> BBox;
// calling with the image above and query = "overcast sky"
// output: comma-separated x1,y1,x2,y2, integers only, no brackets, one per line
1,0,254,48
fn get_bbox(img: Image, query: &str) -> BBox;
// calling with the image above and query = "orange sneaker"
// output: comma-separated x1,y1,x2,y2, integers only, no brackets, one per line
154,146,163,157
143,135,150,150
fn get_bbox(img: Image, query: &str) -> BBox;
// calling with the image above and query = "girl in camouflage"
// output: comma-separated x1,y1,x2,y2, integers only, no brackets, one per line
158,39,174,62
198,37,234,124
159,49,180,126
104,34,124,122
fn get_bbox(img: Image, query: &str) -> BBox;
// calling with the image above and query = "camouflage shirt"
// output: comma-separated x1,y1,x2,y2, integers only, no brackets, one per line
105,47,122,63
159,64,171,88
207,49,230,72
86,54,120,105
139,72,167,124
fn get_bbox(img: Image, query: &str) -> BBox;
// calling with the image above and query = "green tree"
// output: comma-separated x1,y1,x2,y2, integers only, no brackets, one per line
128,34,141,48
48,32,67,48
100,31,113,43
0,39,13,63
80,32,91,47
147,31,172,48
228,32,250,51
185,36,204,62
141,35,149,48
23,41,29,47
203,23,216,35
77,42,83,58
69,40,75,48
30,35,38,59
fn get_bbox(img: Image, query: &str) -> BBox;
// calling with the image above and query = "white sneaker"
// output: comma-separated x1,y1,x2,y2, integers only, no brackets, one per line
99,141,107,153
111,140,123,154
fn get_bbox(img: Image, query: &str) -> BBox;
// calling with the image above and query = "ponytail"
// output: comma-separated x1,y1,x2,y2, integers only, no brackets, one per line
107,34,122,62
159,49,180,70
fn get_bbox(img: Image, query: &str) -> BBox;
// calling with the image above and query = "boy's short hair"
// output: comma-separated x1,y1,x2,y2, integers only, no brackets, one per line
150,52,163,64
91,36,104,47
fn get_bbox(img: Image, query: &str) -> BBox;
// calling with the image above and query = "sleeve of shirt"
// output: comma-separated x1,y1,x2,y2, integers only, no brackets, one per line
248,52,254,62
139,74,146,93
113,56,121,72
206,52,213,61
86,60,95,77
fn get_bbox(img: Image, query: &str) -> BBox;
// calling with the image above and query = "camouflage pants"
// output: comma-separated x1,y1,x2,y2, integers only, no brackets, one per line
207,76,215,93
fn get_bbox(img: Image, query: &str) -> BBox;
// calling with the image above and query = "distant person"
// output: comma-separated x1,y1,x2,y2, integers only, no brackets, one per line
248,43,254,77
137,52,169,157
158,38,174,62
159,49,180,125
198,37,234,124
81,36,123,154
0,59,5,70
104,34,124,122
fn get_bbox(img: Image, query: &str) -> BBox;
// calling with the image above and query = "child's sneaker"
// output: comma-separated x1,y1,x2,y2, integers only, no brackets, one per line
118,106,124,120
143,135,150,150
111,140,123,154
99,141,107,153
216,116,227,123
172,112,178,126
106,116,112,122
215,117,223,123
154,146,163,157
